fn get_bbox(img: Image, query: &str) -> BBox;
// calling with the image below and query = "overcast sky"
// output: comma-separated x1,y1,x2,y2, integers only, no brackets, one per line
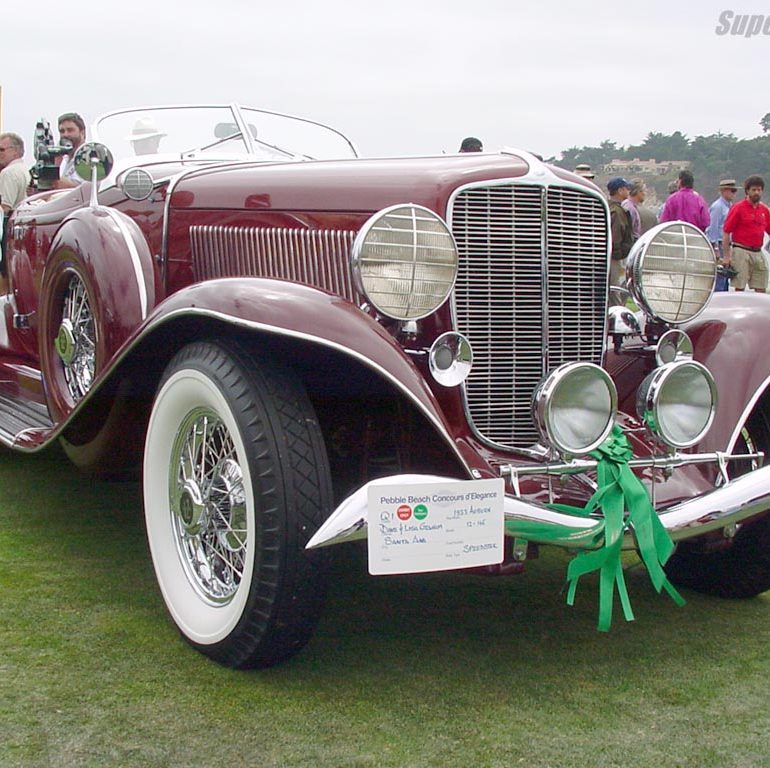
2,0,769,162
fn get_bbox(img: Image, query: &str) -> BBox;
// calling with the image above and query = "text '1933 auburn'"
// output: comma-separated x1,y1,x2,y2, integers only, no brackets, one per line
4,104,770,668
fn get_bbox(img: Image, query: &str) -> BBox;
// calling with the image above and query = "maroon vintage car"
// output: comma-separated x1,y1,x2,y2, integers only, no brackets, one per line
4,104,770,668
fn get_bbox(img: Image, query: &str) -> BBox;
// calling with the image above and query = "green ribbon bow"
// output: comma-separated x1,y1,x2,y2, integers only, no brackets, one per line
549,425,685,631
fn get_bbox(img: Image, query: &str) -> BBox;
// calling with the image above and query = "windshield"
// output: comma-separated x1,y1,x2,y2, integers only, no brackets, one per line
93,105,358,165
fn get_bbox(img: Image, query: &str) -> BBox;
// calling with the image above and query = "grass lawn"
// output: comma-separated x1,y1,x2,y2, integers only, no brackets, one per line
1,446,769,768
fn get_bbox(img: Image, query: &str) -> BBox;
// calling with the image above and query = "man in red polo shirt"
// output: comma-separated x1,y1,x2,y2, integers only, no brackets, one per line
723,175,770,293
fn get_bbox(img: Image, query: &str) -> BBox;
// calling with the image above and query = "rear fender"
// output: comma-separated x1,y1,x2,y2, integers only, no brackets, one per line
39,206,158,420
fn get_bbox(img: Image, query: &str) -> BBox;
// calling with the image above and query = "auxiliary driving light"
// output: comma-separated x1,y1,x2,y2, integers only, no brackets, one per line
532,362,617,457
626,222,716,325
655,329,693,366
636,360,717,448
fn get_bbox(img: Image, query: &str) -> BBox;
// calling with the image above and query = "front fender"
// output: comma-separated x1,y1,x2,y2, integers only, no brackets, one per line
686,292,770,453
139,278,470,471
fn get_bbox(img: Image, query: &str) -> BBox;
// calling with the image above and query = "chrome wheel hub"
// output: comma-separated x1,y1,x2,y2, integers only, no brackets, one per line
169,408,248,604
176,480,205,535
55,319,76,364
58,273,96,401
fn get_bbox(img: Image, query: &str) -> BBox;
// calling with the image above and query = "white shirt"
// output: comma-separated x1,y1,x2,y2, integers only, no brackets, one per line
59,154,83,185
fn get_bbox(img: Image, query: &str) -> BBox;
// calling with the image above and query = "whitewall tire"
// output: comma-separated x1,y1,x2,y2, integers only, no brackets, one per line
143,341,332,667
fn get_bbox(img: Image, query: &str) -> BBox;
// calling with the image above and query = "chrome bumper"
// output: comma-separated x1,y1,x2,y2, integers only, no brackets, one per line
306,464,770,552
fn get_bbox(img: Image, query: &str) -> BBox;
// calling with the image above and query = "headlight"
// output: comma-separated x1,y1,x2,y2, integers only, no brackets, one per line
655,329,693,366
532,362,617,457
626,222,716,325
351,204,458,320
636,360,717,448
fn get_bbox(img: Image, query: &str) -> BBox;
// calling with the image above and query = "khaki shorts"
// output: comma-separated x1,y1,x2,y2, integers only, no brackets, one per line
731,245,768,290
608,258,626,306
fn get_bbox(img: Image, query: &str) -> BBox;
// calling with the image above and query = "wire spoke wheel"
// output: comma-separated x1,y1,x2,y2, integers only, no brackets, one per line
170,408,247,604
144,341,332,668
56,272,96,402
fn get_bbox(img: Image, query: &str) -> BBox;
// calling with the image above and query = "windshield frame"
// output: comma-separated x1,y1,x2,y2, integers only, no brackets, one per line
92,103,359,163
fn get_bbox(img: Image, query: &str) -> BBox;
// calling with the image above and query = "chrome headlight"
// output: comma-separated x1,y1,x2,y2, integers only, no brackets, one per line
655,329,693,366
636,360,717,448
351,204,458,320
626,222,716,325
532,362,617,457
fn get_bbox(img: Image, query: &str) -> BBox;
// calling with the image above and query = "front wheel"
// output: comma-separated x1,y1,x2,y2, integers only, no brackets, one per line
143,341,332,668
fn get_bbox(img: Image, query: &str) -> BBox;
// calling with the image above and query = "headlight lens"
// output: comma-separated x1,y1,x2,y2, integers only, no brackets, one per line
636,360,717,448
351,204,458,320
627,222,716,324
532,362,617,457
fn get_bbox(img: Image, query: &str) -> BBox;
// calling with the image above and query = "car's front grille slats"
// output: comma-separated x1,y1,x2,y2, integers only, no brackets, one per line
451,183,609,449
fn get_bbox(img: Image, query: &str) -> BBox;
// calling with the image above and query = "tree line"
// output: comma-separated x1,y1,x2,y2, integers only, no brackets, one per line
552,115,770,204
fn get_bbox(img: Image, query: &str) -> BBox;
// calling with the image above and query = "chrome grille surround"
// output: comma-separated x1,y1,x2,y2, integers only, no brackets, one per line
190,225,359,301
449,177,610,451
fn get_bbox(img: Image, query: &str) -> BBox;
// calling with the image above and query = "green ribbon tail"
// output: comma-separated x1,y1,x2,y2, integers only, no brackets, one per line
565,456,635,631
618,462,686,607
552,425,685,630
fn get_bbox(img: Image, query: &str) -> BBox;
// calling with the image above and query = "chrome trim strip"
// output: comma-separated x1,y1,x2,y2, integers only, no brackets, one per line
306,462,770,551
160,168,196,286
500,450,762,481
724,371,770,458
101,207,149,319
152,305,470,472
0,300,471,475
229,101,256,155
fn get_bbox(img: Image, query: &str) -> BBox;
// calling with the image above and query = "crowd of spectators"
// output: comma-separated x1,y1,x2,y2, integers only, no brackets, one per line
574,163,770,296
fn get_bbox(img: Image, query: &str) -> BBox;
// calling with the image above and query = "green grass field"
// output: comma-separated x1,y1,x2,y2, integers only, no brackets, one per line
1,446,769,768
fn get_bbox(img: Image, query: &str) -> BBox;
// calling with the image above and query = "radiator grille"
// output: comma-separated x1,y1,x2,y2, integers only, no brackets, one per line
451,184,609,449
190,225,359,301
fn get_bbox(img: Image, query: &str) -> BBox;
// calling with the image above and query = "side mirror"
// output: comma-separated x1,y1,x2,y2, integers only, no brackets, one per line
73,142,114,183
73,142,114,208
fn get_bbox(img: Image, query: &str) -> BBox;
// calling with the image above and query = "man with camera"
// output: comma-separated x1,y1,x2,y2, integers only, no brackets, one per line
54,112,87,188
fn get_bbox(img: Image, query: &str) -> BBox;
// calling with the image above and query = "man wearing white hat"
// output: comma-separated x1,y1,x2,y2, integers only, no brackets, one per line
126,118,166,156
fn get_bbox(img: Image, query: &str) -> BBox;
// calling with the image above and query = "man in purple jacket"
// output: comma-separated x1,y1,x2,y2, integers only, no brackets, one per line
659,170,710,231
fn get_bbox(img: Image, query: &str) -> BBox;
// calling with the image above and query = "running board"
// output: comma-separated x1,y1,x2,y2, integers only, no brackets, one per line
0,390,54,449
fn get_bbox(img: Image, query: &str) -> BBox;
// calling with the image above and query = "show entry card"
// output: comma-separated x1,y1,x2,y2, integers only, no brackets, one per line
367,478,504,575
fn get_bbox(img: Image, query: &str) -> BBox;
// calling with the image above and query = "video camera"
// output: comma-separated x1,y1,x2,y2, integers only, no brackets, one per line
29,119,72,191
